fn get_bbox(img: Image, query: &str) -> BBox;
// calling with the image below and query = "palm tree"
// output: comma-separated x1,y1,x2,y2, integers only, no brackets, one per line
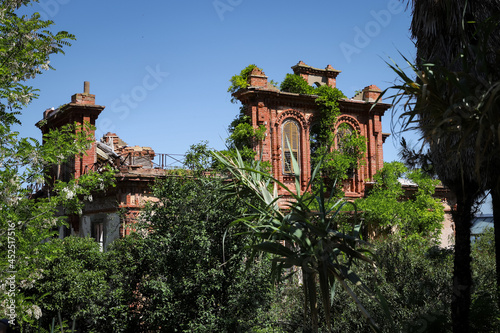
386,1,500,332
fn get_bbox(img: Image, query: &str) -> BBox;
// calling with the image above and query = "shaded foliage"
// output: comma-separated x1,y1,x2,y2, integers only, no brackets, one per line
270,232,498,333
380,6,500,329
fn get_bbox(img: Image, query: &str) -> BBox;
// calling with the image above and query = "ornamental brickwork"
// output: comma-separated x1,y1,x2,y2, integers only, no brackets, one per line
233,61,391,199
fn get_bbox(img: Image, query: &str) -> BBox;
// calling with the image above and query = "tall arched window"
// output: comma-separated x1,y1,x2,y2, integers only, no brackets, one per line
335,123,354,152
335,122,357,178
282,120,300,174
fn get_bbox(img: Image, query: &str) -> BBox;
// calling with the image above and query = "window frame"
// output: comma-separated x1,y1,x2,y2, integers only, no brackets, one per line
335,123,355,153
91,220,105,252
282,119,300,175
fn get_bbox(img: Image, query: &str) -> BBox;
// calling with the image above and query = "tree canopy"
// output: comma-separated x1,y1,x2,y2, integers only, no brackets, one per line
0,1,114,328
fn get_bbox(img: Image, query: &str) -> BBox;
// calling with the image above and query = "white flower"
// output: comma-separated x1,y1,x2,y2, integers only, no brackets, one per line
61,187,75,200
43,218,57,227
32,305,42,319
0,300,7,316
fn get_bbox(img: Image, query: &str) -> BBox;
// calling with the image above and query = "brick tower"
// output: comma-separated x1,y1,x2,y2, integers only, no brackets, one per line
37,81,105,181
233,61,391,198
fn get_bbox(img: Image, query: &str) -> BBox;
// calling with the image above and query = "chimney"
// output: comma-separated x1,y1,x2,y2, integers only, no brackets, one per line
247,67,268,88
36,82,105,182
102,132,120,150
361,85,382,102
71,81,96,105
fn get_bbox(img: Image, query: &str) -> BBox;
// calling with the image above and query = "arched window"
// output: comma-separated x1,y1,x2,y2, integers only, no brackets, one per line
282,120,300,174
335,123,358,178
335,123,354,153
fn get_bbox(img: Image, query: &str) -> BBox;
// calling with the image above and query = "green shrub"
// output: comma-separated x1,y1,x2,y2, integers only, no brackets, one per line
137,175,275,332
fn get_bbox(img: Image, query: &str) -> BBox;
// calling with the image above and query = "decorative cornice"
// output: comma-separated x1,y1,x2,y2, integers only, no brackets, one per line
339,98,391,115
291,61,341,76
235,88,318,110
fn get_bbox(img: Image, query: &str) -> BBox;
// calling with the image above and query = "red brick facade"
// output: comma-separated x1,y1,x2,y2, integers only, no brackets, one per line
37,82,164,250
38,81,104,180
36,65,392,248
234,62,391,198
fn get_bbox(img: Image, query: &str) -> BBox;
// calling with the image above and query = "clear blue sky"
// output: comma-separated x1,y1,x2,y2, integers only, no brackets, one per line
17,0,416,162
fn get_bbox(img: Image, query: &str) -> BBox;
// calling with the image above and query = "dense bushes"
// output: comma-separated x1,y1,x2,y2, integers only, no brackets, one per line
21,235,145,332
23,175,275,332
257,232,498,332
137,175,275,332
22,185,499,332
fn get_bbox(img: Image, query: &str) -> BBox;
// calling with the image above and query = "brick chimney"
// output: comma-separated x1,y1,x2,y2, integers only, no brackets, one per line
361,85,382,102
71,81,96,105
247,67,268,88
37,82,105,179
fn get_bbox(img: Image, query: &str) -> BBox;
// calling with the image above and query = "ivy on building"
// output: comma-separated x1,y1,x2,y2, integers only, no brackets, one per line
280,73,367,193
226,65,269,162
226,108,267,161
227,66,367,192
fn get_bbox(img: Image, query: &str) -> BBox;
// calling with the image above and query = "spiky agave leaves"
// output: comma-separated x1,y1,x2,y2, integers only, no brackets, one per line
212,146,383,332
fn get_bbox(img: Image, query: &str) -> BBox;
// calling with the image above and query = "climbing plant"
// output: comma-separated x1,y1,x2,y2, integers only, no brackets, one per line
227,67,367,191
227,64,260,102
226,108,267,161
226,65,269,163
280,74,366,193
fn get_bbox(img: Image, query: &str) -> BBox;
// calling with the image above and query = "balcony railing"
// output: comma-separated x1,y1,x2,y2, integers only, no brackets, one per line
152,153,185,169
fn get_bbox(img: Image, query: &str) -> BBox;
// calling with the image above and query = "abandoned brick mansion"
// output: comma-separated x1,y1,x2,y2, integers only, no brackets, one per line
234,61,391,198
37,61,454,249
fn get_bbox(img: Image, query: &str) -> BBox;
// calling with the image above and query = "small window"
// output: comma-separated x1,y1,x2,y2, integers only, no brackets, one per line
282,120,300,174
91,222,104,251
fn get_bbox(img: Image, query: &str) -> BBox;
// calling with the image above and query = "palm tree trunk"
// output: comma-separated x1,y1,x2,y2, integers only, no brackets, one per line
451,198,474,333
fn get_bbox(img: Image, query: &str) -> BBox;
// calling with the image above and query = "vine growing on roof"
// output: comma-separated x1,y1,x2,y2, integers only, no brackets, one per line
226,65,269,162
280,74,366,193
226,66,366,192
